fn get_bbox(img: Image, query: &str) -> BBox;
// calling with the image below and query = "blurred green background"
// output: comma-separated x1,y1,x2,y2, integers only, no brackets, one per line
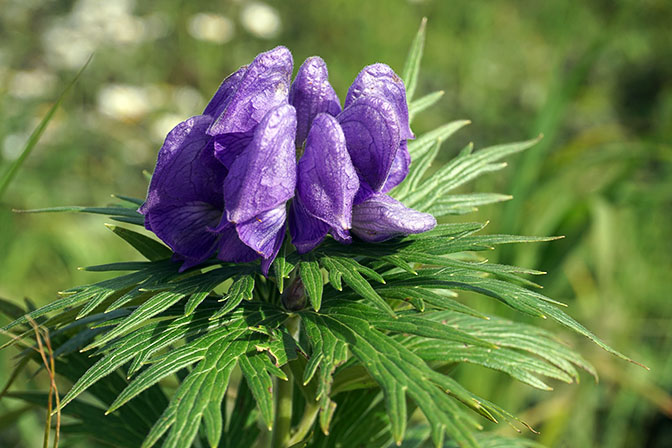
1,0,670,446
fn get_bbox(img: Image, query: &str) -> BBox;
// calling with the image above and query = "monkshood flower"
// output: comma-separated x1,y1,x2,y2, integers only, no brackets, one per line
140,46,436,274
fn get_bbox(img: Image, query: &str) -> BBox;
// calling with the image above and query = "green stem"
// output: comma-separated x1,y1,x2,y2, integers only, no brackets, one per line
271,315,301,448
271,365,294,448
286,401,320,447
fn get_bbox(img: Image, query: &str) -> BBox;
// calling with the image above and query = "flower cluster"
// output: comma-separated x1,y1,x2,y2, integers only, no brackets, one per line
140,47,436,273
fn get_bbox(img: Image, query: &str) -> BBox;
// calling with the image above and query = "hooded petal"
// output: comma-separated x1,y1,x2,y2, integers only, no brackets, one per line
381,140,410,193
140,115,226,263
289,198,329,254
297,113,359,237
208,46,293,136
345,63,414,140
351,194,436,242
338,95,401,192
289,56,342,145
223,104,297,224
203,66,247,118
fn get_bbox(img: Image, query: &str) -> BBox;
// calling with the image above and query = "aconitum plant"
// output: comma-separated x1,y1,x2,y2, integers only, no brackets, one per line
2,20,638,448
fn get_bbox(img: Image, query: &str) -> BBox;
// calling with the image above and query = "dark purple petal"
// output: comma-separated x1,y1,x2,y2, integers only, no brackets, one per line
213,132,253,169
338,95,401,192
289,198,329,253
145,201,222,267
289,56,342,145
203,66,247,118
261,234,284,276
297,113,359,237
382,141,410,193
345,63,414,140
208,46,293,136
215,222,260,263
224,104,297,224
140,115,227,263
351,194,436,242
235,205,287,259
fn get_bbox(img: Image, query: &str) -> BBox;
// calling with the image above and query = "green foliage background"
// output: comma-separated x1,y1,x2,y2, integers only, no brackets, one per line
1,0,670,446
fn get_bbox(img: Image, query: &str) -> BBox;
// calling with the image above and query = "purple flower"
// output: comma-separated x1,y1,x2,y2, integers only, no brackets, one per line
140,46,435,273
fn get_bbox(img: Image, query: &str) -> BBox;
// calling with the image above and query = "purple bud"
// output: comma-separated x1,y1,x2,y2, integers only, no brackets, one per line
296,113,359,240
289,57,342,146
208,46,293,137
140,115,227,269
223,104,297,224
338,95,401,192
345,63,414,140
351,194,436,242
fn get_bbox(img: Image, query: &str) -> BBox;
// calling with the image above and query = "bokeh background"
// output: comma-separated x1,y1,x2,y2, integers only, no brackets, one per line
1,0,671,446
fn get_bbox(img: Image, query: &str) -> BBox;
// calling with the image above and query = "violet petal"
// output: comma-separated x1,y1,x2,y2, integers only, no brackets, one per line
140,115,226,263
297,113,359,237
208,46,293,136
289,56,342,146
382,140,411,193
203,66,247,118
338,95,401,192
215,222,260,263
345,63,414,140
235,204,287,259
289,198,329,254
213,132,253,169
351,194,436,242
224,104,297,224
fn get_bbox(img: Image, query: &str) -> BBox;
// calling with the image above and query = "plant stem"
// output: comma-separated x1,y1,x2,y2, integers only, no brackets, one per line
271,315,301,448
271,364,293,448
286,401,319,447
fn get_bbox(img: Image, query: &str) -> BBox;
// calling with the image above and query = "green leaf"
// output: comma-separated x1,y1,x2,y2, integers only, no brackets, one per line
212,274,255,319
427,193,513,217
409,90,444,122
105,224,172,261
405,136,542,211
407,120,471,160
273,237,294,293
0,55,91,199
402,17,427,102
300,260,323,311
320,256,395,317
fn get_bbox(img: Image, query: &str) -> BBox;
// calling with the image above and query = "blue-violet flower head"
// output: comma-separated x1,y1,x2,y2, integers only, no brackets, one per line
140,46,436,273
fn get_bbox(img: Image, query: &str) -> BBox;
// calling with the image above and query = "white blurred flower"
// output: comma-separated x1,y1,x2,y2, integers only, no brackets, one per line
43,0,155,69
173,86,205,115
188,13,235,44
9,69,57,98
42,24,95,69
2,133,29,161
151,114,184,143
98,85,152,121
240,2,281,39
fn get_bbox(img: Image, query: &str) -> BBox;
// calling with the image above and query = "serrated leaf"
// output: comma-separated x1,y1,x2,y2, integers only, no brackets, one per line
320,256,395,317
212,275,255,319
406,136,542,210
300,260,323,311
